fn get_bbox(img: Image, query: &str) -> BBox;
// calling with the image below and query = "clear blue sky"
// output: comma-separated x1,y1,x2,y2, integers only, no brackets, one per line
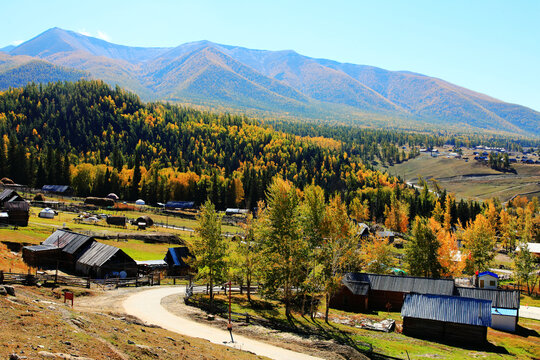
2,0,539,111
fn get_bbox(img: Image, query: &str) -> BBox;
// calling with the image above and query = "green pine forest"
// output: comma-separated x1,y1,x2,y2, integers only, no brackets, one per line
0,80,537,226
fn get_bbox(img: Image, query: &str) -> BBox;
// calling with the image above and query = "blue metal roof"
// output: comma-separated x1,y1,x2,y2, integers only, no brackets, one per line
165,201,194,209
492,308,517,317
42,185,70,193
478,271,499,279
165,247,192,267
401,293,492,327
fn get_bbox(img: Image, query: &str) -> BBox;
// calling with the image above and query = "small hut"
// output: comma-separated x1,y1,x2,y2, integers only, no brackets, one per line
164,247,193,276
38,208,56,219
135,215,153,229
135,199,145,205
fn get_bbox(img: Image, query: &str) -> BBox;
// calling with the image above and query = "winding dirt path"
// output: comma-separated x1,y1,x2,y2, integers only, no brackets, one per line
123,286,322,360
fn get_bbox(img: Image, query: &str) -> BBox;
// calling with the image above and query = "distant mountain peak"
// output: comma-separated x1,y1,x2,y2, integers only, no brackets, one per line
2,27,539,136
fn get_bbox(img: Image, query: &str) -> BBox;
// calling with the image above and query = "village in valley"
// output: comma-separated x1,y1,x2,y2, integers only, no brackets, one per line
0,175,539,360
1,2,540,360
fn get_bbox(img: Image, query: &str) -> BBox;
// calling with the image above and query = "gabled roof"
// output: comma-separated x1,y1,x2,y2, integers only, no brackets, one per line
478,271,499,279
76,242,121,267
401,293,491,327
343,273,455,296
43,229,93,251
0,189,22,203
165,247,192,267
455,287,520,309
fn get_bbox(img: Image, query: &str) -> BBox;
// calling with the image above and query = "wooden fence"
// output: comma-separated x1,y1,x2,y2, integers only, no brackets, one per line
0,270,161,289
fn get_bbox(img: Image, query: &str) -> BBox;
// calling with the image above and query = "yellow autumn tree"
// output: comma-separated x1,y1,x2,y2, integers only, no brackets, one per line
349,197,370,223
384,194,409,233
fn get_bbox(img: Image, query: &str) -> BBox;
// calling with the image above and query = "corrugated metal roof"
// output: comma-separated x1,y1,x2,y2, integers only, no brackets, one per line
455,287,520,309
23,244,57,252
0,189,17,202
43,229,93,251
344,273,455,295
401,293,492,327
76,242,120,267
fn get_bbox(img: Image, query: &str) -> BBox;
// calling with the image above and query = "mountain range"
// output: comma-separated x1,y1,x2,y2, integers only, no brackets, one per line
1,27,539,136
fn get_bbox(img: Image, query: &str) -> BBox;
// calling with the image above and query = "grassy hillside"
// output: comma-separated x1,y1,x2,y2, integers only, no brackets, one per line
383,153,540,201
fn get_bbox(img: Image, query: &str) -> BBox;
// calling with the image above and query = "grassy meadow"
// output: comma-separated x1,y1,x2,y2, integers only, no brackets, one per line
381,153,540,201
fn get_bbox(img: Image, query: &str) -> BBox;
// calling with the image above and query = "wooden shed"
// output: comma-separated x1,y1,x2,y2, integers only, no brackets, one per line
164,247,193,276
75,242,137,278
4,201,30,227
401,293,492,344
0,189,24,206
22,244,60,268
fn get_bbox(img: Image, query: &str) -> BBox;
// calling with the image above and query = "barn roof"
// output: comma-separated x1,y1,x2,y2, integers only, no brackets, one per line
76,242,121,267
43,229,93,251
343,273,455,296
165,247,192,267
225,208,249,214
0,189,22,203
455,287,520,309
401,293,492,327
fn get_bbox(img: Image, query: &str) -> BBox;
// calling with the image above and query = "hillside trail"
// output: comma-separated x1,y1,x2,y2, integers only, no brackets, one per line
123,286,323,360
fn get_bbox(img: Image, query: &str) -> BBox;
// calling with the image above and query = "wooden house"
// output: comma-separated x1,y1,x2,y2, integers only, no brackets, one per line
401,293,491,344
41,185,73,196
4,201,30,227
23,229,95,269
75,242,137,278
164,247,193,276
330,272,455,312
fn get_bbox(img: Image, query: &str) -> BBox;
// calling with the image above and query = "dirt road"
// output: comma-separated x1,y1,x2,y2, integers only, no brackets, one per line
123,286,323,360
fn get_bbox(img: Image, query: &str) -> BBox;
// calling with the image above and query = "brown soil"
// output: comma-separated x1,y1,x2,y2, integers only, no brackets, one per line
0,285,266,360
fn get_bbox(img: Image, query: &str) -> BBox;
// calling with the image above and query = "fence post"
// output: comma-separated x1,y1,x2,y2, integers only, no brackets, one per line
87,276,90,289
0,270,3,284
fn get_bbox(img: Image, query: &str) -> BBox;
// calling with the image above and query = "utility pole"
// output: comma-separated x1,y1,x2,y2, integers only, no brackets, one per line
227,280,234,343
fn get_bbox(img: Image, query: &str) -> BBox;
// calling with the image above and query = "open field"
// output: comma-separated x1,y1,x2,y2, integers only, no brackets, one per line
0,286,265,360
381,153,540,201
183,293,540,360
0,205,243,262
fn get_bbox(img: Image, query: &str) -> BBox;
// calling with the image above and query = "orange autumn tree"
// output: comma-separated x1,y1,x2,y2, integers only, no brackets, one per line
429,218,465,277
362,237,396,274
460,214,496,273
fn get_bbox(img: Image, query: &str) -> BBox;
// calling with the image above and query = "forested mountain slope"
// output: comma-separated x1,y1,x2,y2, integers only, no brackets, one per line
3,28,539,136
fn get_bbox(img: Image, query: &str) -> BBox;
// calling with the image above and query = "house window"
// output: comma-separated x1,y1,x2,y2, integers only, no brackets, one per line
490,280,495,287
480,279,484,288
